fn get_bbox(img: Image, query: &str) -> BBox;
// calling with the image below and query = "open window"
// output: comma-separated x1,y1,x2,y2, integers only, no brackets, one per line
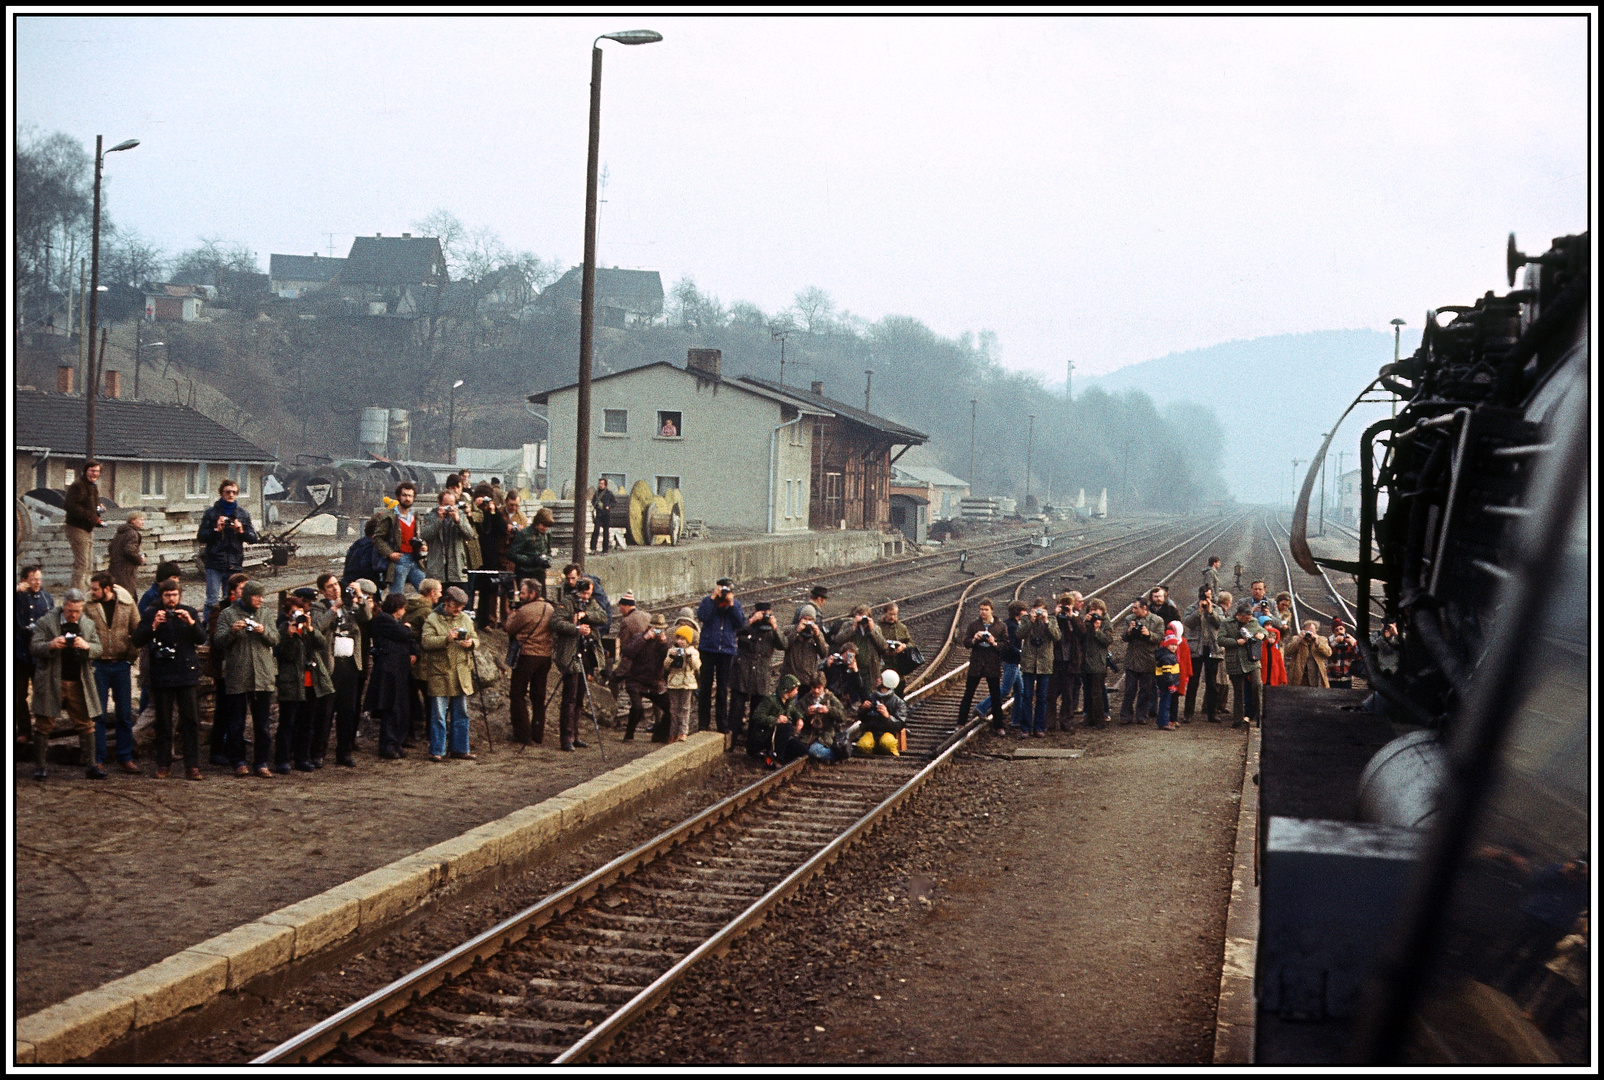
656,411,682,438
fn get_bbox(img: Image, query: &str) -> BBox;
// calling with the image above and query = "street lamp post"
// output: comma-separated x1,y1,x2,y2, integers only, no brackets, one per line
447,378,465,463
1390,318,1406,417
84,135,139,460
1291,458,1305,511
1318,433,1330,536
574,28,662,568
968,399,977,495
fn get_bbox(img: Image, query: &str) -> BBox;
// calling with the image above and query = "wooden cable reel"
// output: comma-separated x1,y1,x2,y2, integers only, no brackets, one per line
628,480,684,546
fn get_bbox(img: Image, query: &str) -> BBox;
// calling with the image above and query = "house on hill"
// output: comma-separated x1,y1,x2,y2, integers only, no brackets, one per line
14,389,276,512
539,266,663,328
270,253,346,299
336,234,448,317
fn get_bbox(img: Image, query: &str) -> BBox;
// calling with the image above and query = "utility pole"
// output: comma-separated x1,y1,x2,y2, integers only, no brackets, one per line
1122,435,1132,514
77,257,87,392
1025,414,1035,509
1291,458,1305,510
1318,439,1328,536
1336,449,1350,523
772,325,791,385
1390,318,1406,418
969,399,977,495
863,369,873,416
1065,358,1075,402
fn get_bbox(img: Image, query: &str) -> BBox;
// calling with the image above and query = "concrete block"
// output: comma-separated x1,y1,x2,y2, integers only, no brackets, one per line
15,986,136,1063
411,829,502,883
119,949,229,1028
188,920,296,990
345,859,441,927
258,887,362,959
494,803,568,863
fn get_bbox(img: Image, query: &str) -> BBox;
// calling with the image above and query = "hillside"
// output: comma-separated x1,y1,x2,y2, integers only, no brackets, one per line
1079,329,1422,503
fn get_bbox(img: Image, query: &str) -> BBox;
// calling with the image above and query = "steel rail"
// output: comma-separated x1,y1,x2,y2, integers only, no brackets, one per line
253,757,809,1064
1270,511,1357,626
254,516,1238,1066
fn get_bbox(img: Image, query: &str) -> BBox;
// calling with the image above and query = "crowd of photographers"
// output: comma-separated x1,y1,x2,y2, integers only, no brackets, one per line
19,465,1382,781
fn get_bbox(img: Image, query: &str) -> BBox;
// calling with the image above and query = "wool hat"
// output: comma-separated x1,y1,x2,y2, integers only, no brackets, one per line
674,625,695,642
446,586,470,605
676,607,698,626
797,604,819,621
1163,621,1185,649
776,674,801,696
649,613,667,628
618,591,636,605
242,580,267,600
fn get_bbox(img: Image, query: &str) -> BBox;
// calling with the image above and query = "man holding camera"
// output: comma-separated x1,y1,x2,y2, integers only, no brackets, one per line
197,478,259,628
421,490,475,597
1327,618,1359,689
1284,619,1333,687
1078,599,1114,728
620,612,674,742
85,573,141,774
420,586,480,761
783,605,831,684
373,482,428,596
610,591,651,730
695,578,746,735
1046,591,1084,731
27,587,103,780
274,593,331,773
1219,600,1269,728
1016,597,1061,736
1182,587,1225,721
314,573,372,768
956,598,1008,731
1119,596,1165,725
505,578,557,745
552,577,608,751
508,507,555,585
131,577,207,779
468,483,509,629
832,603,890,693
791,584,830,628
217,580,280,776
731,602,785,741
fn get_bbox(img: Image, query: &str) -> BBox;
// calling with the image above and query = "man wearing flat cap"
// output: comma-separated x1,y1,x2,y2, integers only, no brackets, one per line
421,586,479,761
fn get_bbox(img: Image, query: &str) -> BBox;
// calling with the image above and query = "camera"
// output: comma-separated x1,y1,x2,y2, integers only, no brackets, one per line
291,610,308,625
244,619,262,632
828,653,843,663
63,631,78,642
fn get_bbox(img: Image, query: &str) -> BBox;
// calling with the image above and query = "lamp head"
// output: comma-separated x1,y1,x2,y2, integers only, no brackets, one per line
1390,318,1406,327
108,139,140,153
452,379,465,389
601,29,662,45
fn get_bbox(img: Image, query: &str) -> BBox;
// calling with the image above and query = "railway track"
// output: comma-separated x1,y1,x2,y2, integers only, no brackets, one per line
254,513,1245,1065
1267,511,1374,625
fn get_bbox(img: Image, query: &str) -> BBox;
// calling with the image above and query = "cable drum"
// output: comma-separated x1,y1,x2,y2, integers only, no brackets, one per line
1356,729,1448,829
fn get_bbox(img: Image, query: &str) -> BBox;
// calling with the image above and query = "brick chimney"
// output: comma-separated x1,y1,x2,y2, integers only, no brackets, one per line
687,349,722,379
811,380,824,396
57,366,76,394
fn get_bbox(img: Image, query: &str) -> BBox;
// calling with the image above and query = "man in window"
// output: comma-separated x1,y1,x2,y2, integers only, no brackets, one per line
660,416,678,437
590,477,616,554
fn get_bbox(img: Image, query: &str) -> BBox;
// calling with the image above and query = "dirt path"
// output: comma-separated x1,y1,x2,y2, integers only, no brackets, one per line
600,720,1248,1066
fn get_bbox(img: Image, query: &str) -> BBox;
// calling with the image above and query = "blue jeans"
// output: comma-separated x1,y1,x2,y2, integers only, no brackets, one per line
204,567,231,624
977,662,1021,717
1157,684,1176,727
429,695,470,756
390,553,426,595
93,660,135,763
1017,672,1051,732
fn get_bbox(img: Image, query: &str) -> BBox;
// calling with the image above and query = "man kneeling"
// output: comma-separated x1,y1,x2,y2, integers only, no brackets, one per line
854,669,909,756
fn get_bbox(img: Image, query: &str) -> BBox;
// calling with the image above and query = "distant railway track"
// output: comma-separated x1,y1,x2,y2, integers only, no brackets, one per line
254,513,1245,1066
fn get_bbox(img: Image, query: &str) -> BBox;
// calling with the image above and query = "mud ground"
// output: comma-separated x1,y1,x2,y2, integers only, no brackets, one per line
598,717,1249,1065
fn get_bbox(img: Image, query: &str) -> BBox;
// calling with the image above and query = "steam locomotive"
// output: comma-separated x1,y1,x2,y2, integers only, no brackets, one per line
1260,231,1590,1063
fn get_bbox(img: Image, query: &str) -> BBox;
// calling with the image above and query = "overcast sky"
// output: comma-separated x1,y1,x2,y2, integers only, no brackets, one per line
15,14,1590,382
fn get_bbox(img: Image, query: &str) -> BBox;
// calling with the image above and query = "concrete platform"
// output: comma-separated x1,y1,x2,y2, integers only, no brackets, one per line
581,529,889,604
14,732,728,1065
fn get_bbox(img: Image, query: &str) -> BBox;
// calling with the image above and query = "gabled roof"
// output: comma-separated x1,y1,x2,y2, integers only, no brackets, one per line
339,236,447,286
543,267,664,306
528,361,833,415
13,390,275,464
270,254,345,283
893,462,969,489
739,376,928,444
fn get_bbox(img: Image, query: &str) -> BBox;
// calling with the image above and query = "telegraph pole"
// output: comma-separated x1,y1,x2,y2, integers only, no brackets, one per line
1291,458,1305,510
1025,414,1035,509
1065,358,1075,402
968,399,977,494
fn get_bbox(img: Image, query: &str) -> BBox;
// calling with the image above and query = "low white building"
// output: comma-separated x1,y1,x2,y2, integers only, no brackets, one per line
531,350,833,533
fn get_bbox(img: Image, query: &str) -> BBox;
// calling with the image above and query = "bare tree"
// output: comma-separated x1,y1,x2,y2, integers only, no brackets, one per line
101,227,166,287
792,286,836,334
411,208,468,275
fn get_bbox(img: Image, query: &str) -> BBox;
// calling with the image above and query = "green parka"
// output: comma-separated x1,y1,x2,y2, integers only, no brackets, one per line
420,610,479,697
29,607,104,719
216,600,281,694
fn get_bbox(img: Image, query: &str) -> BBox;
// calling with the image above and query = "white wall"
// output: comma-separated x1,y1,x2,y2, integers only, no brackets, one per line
545,365,813,532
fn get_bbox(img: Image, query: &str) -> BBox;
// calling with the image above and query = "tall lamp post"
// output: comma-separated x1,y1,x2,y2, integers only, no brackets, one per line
447,378,465,463
574,28,663,567
1024,414,1035,510
968,399,977,495
84,135,139,459
1291,458,1305,511
1389,318,1406,417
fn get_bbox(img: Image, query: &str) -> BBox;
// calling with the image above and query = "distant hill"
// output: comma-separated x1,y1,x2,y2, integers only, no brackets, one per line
1079,329,1422,503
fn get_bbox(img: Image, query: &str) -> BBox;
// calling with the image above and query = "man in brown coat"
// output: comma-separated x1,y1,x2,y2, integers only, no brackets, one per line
1284,619,1334,688
108,511,147,594
64,460,104,592
610,591,650,727
504,578,557,744
86,573,142,773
